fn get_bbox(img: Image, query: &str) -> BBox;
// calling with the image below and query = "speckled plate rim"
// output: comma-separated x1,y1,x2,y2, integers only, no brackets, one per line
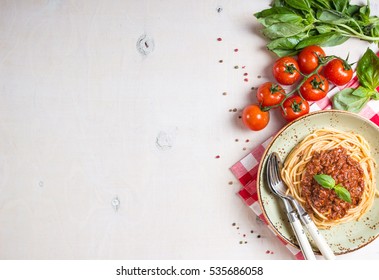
256,110,379,255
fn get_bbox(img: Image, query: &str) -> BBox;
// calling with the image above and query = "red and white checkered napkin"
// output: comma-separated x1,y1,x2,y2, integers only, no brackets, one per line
230,53,379,260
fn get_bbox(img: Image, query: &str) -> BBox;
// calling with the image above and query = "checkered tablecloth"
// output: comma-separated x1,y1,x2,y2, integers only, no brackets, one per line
230,50,379,260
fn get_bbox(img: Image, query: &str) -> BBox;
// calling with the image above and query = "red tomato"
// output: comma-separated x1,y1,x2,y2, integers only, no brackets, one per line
272,56,301,85
281,96,309,121
298,45,326,74
299,74,329,101
323,58,353,86
256,82,286,107
242,104,270,131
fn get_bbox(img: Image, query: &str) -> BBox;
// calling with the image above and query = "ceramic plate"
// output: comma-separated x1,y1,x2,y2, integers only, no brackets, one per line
257,110,379,255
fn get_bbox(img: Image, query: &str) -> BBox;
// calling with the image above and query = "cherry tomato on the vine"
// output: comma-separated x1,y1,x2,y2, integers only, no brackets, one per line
299,74,329,101
256,82,286,107
272,56,301,85
323,58,353,86
281,96,309,122
242,104,270,131
297,45,326,75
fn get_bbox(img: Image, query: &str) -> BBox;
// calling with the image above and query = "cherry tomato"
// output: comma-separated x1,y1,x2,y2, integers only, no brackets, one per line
272,56,301,85
281,96,309,122
298,45,326,74
323,58,353,86
256,82,286,107
242,104,270,131
299,74,329,101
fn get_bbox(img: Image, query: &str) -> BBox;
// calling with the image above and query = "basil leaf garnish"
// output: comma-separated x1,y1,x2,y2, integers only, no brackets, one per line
357,48,379,91
313,174,335,189
334,185,352,203
313,174,352,203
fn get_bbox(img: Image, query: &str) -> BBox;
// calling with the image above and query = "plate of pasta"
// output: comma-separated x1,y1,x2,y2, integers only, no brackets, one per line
257,110,379,255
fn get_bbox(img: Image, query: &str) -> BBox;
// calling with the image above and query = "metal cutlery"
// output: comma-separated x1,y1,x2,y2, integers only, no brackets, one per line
266,153,316,260
266,152,336,260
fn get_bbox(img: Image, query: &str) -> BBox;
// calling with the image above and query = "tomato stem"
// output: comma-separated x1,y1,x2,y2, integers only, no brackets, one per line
261,55,340,112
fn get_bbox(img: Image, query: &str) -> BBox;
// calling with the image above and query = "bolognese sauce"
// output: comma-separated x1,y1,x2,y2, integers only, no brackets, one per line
301,147,364,220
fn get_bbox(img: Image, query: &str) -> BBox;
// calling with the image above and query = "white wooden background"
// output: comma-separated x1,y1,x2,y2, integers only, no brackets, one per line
0,0,378,259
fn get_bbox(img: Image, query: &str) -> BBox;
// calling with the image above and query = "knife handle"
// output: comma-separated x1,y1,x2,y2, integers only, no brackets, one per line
287,212,316,260
303,215,336,260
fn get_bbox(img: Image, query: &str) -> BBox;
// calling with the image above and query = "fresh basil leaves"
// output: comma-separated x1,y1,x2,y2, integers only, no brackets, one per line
255,0,379,56
357,48,379,90
313,174,335,189
333,48,379,112
313,174,352,203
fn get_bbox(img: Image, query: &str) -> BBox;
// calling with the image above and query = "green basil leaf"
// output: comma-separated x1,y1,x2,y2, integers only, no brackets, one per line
346,5,361,16
346,97,369,113
332,88,370,113
333,0,348,13
270,48,299,57
262,23,305,39
316,10,350,24
373,91,379,100
351,86,373,97
332,88,354,111
334,185,352,203
295,32,348,49
259,13,303,27
271,49,299,57
321,34,349,46
359,4,371,23
316,24,333,34
267,35,304,50
254,7,296,19
313,174,335,189
311,0,332,9
284,0,311,12
372,25,379,38
357,48,379,90
272,0,286,7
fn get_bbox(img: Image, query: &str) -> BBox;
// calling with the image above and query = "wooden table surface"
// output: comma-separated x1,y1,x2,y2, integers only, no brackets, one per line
0,0,378,259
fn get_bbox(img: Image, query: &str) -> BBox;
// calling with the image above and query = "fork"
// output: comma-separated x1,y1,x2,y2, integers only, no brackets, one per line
266,153,316,260
270,153,335,260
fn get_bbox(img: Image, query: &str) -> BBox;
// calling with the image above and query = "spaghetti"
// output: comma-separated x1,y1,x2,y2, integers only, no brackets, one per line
281,128,378,229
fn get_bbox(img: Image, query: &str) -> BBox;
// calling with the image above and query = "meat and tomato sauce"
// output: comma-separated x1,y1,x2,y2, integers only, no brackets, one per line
301,147,364,220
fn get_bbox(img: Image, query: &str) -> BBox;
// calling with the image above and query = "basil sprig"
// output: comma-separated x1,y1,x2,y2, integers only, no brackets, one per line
333,48,379,112
255,0,379,57
313,174,352,203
